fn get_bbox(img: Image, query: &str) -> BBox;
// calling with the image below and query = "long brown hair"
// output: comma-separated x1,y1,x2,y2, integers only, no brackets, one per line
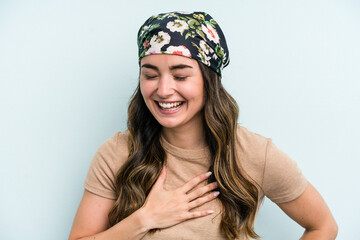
108,61,259,239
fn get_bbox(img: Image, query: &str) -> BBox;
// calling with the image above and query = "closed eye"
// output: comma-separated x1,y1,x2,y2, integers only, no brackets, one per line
144,75,158,79
174,76,188,80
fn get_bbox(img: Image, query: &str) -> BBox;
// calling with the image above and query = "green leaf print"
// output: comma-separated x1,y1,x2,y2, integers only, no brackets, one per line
185,32,192,40
197,29,206,40
188,20,196,29
209,19,217,28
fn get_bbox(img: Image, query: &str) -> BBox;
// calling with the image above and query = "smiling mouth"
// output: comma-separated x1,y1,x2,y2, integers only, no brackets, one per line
156,101,184,111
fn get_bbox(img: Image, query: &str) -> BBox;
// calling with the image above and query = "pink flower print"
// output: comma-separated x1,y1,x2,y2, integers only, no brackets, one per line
165,46,191,58
173,50,183,56
202,24,220,44
143,40,150,48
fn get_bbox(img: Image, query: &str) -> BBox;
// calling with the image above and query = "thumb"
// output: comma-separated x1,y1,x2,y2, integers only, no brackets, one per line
153,166,167,190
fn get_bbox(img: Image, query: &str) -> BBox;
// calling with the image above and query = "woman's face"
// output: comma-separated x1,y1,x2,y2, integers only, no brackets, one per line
140,54,205,131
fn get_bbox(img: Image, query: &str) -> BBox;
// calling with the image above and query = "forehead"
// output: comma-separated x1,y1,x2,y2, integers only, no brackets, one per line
140,54,199,69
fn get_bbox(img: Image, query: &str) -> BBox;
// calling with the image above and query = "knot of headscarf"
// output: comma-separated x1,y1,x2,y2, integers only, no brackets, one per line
137,11,230,76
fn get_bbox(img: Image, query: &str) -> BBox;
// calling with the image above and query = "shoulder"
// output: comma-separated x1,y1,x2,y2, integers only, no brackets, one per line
94,131,129,164
235,125,307,203
236,125,270,154
235,126,270,195
236,125,271,172
100,131,129,154
83,131,130,199
96,131,130,171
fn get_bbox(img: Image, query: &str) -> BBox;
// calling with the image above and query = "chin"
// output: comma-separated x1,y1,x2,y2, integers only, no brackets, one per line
156,120,182,129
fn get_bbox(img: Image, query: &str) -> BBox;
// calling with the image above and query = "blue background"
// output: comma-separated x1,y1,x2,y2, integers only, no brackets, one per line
1,0,359,239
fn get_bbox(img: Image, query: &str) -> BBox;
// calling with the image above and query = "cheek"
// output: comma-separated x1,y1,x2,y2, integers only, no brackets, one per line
139,83,153,112
182,82,204,101
140,80,151,99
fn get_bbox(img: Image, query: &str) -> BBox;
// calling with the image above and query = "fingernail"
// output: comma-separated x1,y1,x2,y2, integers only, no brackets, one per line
207,210,214,214
213,191,220,197
205,172,212,177
214,182,218,187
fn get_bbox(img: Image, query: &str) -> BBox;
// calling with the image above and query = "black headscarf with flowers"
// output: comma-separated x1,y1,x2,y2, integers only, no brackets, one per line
137,11,230,76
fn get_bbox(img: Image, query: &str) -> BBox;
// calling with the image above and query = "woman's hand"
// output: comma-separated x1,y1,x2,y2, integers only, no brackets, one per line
139,166,219,230
69,167,218,240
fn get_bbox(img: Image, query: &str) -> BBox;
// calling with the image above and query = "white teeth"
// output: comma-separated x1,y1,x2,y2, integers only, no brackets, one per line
158,101,183,109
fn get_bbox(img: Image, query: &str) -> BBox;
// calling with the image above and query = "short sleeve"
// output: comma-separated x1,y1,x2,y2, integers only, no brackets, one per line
262,139,308,203
83,132,128,200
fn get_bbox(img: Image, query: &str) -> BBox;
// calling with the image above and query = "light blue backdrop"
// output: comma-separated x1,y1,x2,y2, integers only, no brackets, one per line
1,0,359,239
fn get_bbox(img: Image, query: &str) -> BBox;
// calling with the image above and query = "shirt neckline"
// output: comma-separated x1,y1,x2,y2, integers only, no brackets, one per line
160,136,211,161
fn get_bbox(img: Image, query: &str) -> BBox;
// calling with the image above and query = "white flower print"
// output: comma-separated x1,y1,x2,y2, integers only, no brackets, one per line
165,45,191,57
166,20,189,34
145,31,171,55
197,52,211,66
201,24,220,44
139,25,150,38
162,13,179,19
177,11,194,14
220,52,228,70
199,40,214,55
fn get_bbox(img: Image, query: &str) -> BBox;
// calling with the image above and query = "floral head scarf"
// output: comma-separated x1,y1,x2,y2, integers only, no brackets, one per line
137,11,230,76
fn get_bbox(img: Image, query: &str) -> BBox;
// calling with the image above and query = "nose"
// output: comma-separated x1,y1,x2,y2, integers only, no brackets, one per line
156,75,175,99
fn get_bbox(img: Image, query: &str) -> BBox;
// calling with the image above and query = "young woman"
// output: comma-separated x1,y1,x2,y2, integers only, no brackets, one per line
69,11,337,240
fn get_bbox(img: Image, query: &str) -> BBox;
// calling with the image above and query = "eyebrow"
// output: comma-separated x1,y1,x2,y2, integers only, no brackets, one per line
170,64,193,70
141,64,158,71
141,63,193,71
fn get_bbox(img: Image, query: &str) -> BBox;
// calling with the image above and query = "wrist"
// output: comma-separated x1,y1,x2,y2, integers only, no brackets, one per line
134,207,153,233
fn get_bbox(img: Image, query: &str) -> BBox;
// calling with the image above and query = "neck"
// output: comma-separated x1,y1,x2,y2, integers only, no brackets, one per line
162,120,207,150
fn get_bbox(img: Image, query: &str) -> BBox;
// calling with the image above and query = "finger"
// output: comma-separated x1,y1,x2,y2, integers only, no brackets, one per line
188,191,220,210
187,182,218,201
181,172,212,193
152,166,167,190
184,209,215,220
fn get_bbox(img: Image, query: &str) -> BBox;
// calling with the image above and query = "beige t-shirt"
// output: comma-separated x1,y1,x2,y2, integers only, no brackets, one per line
84,126,308,239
